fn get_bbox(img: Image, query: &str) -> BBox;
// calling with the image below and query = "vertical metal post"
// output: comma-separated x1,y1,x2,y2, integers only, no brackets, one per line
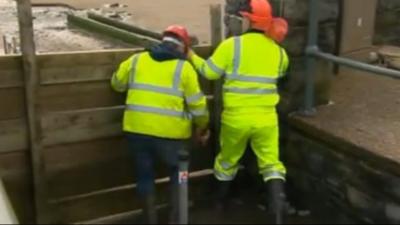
303,0,319,115
178,152,190,225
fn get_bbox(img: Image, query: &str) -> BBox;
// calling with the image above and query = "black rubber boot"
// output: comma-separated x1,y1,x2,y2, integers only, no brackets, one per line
215,180,232,211
265,179,286,225
141,195,157,224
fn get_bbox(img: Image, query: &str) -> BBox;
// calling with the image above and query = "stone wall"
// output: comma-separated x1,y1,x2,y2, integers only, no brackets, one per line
282,125,400,224
375,0,400,45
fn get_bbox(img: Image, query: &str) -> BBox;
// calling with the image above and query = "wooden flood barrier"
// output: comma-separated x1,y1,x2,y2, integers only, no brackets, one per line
0,46,214,223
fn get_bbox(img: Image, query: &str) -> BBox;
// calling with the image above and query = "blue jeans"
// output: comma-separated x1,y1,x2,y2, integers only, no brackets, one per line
126,133,186,196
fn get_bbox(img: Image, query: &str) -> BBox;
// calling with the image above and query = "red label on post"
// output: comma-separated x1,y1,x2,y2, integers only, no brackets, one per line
179,171,189,184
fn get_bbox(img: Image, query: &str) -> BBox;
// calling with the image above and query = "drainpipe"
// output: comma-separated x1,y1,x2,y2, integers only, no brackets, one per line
303,0,319,116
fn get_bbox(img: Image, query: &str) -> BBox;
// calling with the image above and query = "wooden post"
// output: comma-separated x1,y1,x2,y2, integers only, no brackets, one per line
12,37,18,54
2,36,9,54
209,4,223,156
16,0,49,223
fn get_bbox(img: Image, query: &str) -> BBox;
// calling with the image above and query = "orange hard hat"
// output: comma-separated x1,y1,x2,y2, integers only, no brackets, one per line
267,17,289,43
163,25,191,51
240,0,273,31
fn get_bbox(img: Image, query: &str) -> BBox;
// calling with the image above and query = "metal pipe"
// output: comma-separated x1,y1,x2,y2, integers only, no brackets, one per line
303,0,400,116
303,0,319,115
67,14,160,48
309,49,400,79
88,12,163,40
178,151,190,224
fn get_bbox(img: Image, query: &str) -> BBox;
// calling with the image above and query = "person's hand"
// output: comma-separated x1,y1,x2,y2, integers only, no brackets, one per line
195,128,210,147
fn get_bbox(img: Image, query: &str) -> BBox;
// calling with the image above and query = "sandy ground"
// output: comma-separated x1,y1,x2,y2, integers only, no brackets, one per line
0,0,130,54
31,0,225,44
0,0,223,54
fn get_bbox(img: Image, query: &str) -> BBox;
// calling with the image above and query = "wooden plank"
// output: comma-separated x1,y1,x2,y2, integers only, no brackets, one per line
40,65,115,85
37,49,140,68
36,46,212,68
67,14,160,48
0,70,24,88
0,55,22,70
0,151,31,180
194,45,213,58
0,119,29,153
16,0,48,222
0,88,25,120
44,137,213,199
39,81,125,112
44,138,133,198
88,12,163,40
51,174,211,223
0,151,35,223
47,153,135,200
41,107,124,146
87,12,200,46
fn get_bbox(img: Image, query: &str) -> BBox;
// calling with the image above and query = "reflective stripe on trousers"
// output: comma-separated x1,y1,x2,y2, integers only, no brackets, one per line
263,171,286,182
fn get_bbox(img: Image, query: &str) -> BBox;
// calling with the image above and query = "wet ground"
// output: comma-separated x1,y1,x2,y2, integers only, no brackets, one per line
87,174,342,225
31,0,225,44
0,0,130,54
109,198,323,225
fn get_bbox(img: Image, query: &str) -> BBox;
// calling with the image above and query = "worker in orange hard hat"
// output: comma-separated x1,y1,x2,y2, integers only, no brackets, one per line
111,25,209,224
188,0,289,221
239,0,288,43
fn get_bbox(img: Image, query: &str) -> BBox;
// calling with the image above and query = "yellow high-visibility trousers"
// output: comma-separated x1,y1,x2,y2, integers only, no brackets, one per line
214,111,286,182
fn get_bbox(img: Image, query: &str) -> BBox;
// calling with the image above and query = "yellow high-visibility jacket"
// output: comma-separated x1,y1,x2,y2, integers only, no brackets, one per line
111,52,209,139
191,32,289,123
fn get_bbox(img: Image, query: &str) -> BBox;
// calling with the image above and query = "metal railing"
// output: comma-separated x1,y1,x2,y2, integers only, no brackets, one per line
0,179,18,224
303,0,400,115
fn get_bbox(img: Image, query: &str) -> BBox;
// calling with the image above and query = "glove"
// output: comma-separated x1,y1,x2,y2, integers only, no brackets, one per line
195,127,210,147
